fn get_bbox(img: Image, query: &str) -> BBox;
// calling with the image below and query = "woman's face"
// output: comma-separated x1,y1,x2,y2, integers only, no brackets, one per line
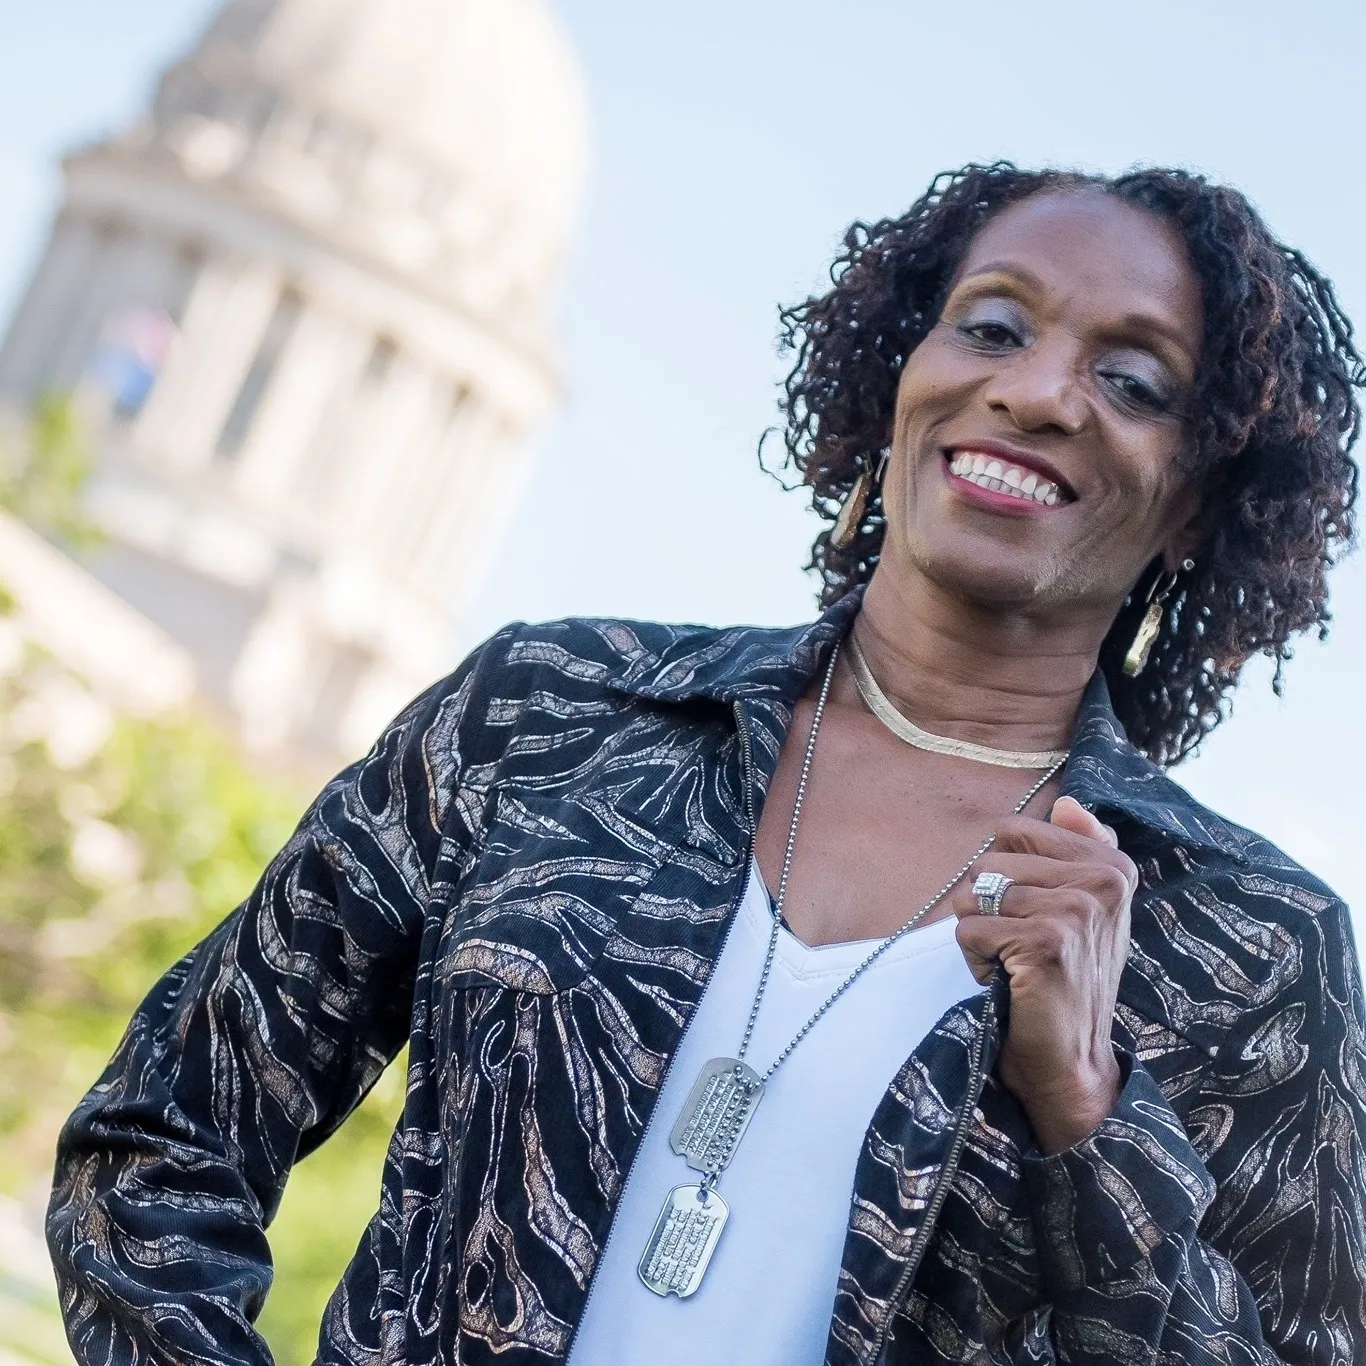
883,189,1204,622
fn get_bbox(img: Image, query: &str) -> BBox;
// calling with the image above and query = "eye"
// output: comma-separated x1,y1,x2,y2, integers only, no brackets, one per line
958,318,1023,349
1097,368,1169,413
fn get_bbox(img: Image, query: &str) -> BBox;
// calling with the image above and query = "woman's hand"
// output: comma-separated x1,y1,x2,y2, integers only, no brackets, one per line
953,795,1136,1155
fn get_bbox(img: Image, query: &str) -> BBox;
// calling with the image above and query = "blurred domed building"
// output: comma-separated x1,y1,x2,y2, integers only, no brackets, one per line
0,0,587,761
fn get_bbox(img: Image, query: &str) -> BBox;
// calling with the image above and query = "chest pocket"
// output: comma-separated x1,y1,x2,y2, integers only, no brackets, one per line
437,784,692,994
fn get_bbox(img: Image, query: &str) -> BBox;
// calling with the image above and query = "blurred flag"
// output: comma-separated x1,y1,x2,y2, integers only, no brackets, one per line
85,304,176,417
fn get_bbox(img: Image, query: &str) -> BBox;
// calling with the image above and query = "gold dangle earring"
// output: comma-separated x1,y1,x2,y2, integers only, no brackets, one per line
830,451,889,549
1122,558,1195,677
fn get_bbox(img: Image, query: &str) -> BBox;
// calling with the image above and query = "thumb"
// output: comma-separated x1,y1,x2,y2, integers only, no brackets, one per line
1050,795,1118,847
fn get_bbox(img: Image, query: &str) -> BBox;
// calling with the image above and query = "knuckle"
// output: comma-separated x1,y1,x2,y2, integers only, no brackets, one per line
1116,852,1139,891
1057,888,1096,920
995,815,1034,847
956,910,990,939
1092,863,1130,904
1032,920,1068,963
954,918,982,951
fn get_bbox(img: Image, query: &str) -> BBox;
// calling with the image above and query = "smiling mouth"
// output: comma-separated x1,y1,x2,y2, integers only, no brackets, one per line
947,450,1073,506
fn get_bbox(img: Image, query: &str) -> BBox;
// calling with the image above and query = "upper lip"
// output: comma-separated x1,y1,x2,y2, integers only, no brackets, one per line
943,441,1076,499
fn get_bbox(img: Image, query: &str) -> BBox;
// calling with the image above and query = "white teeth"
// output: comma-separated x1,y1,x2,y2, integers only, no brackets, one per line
948,451,1065,506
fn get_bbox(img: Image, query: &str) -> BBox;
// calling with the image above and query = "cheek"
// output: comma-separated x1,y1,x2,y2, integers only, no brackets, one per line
1112,431,1190,521
1081,439,1195,584
893,336,972,442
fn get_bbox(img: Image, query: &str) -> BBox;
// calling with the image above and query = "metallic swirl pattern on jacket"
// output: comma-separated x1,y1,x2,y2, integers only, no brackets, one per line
47,594,1366,1365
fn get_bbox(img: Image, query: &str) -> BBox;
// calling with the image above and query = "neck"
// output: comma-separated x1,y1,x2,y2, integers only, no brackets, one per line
853,566,1110,754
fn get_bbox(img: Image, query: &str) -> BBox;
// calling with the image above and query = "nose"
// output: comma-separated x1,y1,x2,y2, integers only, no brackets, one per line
980,336,1088,436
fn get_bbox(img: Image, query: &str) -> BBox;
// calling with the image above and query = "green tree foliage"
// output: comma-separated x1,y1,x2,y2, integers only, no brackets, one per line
0,398,405,1365
0,630,408,1365
0,394,102,548
0,647,306,1190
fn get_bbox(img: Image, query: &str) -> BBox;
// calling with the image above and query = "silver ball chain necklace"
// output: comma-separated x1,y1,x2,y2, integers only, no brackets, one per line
637,636,1067,1299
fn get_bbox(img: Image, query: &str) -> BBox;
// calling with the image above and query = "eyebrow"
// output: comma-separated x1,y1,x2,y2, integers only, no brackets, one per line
951,262,1199,371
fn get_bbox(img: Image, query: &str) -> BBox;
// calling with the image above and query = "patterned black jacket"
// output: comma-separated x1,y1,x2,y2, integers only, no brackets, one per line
48,594,1366,1364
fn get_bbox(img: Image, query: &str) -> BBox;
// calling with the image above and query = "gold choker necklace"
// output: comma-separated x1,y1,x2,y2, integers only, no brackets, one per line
845,633,1070,770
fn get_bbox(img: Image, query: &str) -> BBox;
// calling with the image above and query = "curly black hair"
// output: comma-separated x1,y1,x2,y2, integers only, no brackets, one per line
775,162,1364,766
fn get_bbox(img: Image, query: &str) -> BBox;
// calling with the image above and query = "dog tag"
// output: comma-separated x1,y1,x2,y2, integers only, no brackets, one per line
669,1057,764,1174
637,1184,730,1297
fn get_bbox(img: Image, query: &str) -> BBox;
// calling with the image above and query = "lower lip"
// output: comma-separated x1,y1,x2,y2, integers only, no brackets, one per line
942,457,1065,517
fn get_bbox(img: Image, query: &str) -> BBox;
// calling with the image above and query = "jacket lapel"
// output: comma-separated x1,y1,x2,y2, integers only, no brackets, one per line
825,982,1006,1366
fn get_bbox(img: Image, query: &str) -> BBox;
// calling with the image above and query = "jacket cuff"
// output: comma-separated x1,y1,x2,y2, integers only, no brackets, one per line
1022,1050,1215,1297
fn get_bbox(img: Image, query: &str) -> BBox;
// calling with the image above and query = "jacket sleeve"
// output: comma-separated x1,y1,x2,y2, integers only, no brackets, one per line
1024,896,1366,1366
46,627,516,1366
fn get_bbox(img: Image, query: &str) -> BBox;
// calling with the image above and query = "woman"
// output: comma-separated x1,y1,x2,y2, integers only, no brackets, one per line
48,164,1366,1365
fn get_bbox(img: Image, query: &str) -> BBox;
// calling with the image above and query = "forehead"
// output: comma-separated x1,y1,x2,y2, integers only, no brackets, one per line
955,190,1204,346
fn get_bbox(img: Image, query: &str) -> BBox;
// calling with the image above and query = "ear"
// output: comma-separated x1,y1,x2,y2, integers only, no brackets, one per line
1159,482,1204,572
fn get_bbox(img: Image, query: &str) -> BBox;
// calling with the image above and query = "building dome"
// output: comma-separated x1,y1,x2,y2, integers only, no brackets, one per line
149,0,588,324
0,0,588,765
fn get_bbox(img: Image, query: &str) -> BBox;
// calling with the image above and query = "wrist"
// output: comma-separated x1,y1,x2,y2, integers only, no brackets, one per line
1014,1058,1122,1155
1022,1055,1215,1299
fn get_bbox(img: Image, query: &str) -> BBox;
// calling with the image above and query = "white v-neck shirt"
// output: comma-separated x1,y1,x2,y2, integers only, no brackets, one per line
566,860,981,1366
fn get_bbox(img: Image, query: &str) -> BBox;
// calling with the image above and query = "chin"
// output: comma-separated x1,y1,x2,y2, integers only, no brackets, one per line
908,538,1052,611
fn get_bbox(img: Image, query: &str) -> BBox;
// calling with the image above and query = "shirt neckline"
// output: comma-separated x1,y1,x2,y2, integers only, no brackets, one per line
747,858,965,981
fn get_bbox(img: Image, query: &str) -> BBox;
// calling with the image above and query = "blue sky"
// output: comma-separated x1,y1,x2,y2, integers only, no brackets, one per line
3,0,1365,933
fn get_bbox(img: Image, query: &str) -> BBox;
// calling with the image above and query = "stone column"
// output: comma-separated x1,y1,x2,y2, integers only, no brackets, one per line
232,301,354,514
0,213,102,399
135,260,284,471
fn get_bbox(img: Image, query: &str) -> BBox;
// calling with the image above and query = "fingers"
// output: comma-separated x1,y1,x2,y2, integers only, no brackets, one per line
950,852,1133,922
956,879,1108,923
954,910,1018,980
955,884,1127,983
989,812,1136,892
954,905,1075,984
954,917,999,984
1050,795,1118,846
995,810,1112,858
949,805,1135,989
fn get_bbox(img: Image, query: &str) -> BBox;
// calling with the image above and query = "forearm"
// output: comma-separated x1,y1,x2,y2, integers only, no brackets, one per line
48,941,280,1366
1026,1055,1350,1366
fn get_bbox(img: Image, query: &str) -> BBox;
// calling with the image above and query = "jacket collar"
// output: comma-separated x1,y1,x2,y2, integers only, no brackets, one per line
600,592,859,708
1059,671,1252,862
603,590,1249,864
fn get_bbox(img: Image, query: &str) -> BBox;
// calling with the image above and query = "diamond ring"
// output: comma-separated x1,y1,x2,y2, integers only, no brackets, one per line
972,871,1013,917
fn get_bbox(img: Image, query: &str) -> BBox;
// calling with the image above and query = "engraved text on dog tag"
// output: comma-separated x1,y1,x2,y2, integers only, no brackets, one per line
669,1057,764,1174
637,1184,730,1297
